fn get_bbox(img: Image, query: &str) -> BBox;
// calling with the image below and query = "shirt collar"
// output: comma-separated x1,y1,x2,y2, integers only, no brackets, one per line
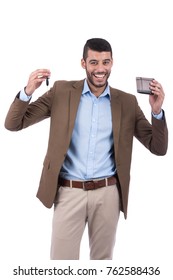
82,79,110,98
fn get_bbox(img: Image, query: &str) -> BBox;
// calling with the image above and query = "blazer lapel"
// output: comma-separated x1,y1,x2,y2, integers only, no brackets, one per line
68,80,84,139
110,88,121,159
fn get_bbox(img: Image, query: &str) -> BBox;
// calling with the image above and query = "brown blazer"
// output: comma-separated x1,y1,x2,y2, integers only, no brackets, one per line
5,79,168,218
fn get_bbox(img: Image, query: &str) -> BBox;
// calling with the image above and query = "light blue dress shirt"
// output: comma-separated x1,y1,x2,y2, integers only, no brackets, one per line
60,80,116,180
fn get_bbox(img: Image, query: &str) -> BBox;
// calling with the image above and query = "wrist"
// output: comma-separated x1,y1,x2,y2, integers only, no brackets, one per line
152,110,163,120
24,86,33,96
152,109,161,115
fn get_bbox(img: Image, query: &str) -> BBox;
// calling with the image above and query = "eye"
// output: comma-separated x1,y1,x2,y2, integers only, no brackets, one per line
90,61,98,65
103,60,111,65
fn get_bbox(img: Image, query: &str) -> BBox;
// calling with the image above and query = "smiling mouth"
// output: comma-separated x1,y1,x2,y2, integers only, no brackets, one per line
94,73,106,79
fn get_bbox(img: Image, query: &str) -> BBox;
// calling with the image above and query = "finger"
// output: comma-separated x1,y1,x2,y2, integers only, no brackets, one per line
150,82,163,95
152,88,165,100
30,69,51,80
151,80,162,89
36,69,51,78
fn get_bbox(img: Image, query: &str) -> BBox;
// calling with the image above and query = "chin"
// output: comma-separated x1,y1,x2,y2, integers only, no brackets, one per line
95,81,107,88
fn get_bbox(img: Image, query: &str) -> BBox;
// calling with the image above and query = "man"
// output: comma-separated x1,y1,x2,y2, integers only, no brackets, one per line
5,38,168,260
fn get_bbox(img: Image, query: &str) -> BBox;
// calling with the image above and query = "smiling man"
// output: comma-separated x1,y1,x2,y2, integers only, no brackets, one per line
5,38,168,260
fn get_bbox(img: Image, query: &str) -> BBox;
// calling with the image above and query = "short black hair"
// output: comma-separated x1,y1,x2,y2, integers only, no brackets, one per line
83,38,112,60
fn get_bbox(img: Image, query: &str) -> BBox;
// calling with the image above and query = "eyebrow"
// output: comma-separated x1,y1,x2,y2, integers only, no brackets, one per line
89,59,111,63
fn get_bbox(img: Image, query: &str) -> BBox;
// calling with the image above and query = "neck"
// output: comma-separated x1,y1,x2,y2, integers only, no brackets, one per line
87,80,107,97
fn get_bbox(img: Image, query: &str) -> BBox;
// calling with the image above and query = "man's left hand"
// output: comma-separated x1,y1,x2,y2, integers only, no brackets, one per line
149,79,165,114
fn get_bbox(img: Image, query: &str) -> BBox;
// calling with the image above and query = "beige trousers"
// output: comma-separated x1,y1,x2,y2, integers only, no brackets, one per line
50,184,120,260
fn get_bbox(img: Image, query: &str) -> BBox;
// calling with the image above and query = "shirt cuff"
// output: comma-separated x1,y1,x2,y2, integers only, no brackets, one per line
19,88,32,102
152,110,163,120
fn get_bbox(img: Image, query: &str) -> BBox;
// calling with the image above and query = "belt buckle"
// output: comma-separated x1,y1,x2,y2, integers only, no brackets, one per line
83,181,95,191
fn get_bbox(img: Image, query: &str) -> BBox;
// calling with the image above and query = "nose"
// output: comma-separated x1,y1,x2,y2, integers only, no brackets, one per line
95,62,105,73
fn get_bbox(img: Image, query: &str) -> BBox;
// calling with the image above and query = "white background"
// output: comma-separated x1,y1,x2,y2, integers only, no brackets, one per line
0,0,172,279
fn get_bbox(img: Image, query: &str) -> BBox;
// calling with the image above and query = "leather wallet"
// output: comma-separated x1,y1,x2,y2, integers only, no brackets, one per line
136,77,154,94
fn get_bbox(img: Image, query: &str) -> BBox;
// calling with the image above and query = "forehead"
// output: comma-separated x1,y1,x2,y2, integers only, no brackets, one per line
86,49,112,61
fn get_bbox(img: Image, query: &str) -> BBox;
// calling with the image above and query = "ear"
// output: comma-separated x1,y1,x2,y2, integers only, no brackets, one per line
81,59,86,69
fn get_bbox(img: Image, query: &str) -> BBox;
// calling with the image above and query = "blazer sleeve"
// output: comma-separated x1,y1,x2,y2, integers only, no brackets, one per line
4,88,54,131
134,101,168,156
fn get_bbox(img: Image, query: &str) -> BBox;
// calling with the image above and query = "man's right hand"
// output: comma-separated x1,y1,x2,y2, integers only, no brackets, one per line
25,69,51,96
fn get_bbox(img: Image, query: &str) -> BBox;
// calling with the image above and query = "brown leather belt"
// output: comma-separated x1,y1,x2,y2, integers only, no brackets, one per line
58,176,117,191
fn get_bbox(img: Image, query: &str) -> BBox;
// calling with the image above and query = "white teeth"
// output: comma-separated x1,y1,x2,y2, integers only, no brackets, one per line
95,74,105,78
